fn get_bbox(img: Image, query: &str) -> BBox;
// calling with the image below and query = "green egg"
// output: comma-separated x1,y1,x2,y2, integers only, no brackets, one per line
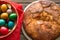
9,13,17,20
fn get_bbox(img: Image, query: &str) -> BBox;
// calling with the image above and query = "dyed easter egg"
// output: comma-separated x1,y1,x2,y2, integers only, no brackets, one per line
8,21,14,29
1,13,8,19
9,13,17,20
1,4,7,12
7,9,12,13
0,27,9,35
7,4,11,9
0,19,5,26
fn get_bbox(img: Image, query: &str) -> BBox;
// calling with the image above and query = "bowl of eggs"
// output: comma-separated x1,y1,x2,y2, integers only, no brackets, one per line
0,1,17,38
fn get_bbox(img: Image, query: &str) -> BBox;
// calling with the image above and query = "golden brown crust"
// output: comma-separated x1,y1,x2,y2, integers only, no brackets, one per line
24,0,60,40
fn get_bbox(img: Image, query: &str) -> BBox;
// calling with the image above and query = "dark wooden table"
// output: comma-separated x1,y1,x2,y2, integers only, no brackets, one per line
12,0,60,40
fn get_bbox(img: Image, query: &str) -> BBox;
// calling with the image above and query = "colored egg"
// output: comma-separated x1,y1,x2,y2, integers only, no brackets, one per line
9,13,17,20
1,4,7,12
7,9,12,13
0,27,9,35
0,19,5,26
1,13,8,19
8,21,14,29
7,4,11,9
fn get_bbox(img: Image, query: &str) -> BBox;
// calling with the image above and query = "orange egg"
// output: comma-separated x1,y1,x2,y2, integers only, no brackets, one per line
1,4,7,12
1,13,8,19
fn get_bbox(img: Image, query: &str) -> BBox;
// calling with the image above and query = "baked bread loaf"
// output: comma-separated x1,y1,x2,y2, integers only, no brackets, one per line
23,0,60,40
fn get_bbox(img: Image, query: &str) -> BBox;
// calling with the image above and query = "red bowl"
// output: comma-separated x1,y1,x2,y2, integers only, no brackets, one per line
0,1,23,38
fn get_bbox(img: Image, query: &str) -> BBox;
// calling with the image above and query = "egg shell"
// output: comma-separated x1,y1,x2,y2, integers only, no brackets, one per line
1,13,8,19
8,21,14,29
0,19,5,26
7,9,12,13
9,13,17,20
7,4,11,9
0,27,9,35
1,4,7,12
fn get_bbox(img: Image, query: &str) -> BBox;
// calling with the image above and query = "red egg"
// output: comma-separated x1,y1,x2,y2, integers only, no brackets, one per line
0,27,9,35
0,28,1,34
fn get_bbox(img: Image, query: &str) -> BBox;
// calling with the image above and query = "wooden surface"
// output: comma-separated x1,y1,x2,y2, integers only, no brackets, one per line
11,0,60,40
12,0,60,2
12,0,60,8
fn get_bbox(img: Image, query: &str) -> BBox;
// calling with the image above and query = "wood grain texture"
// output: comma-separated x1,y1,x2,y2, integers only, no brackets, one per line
21,34,27,40
12,0,60,2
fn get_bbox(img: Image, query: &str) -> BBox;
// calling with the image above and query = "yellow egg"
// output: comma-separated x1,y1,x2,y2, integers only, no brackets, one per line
1,13,8,19
1,4,7,12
